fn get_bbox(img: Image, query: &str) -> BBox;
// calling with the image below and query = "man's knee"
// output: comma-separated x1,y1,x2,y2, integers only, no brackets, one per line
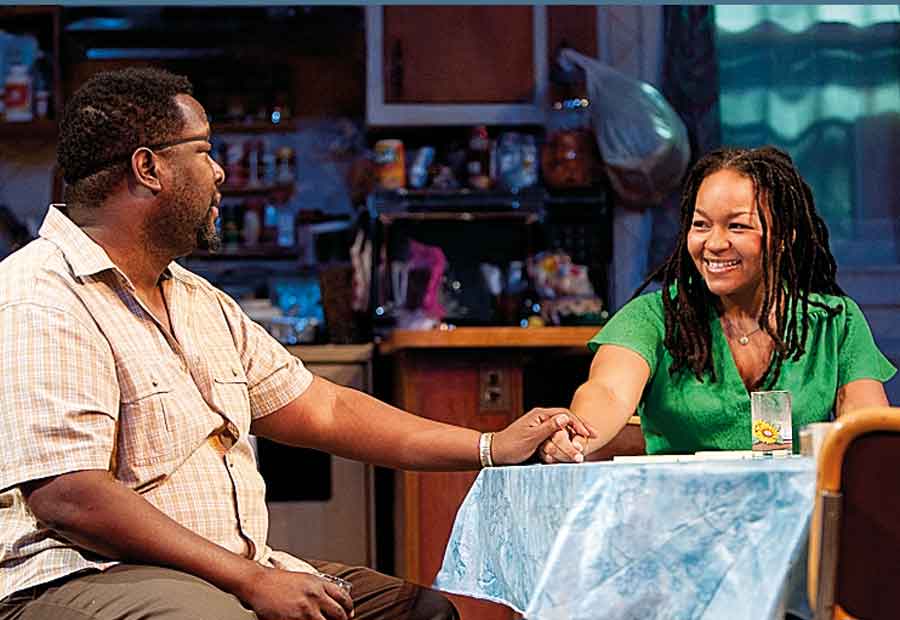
408,588,459,620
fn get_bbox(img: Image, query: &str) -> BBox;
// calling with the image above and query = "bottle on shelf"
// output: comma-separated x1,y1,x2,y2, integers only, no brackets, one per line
262,198,279,246
274,190,296,248
219,199,244,251
32,51,51,120
241,198,262,247
467,125,492,190
276,147,296,185
4,64,34,123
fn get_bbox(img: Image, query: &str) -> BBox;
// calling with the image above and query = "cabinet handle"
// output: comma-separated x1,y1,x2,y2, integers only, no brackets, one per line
388,39,404,100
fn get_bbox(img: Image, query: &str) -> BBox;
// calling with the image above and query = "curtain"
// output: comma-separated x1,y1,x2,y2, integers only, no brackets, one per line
715,5,900,266
651,6,723,272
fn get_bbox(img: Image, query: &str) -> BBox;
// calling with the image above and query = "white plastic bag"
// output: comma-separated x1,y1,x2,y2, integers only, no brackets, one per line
560,48,691,206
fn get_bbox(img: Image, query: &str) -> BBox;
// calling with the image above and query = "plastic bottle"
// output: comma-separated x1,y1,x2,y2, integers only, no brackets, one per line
274,193,296,248
241,198,262,247
467,125,492,190
4,64,33,122
262,199,279,246
32,52,51,119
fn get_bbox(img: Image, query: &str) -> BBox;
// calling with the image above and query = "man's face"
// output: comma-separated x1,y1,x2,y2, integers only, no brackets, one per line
144,94,225,257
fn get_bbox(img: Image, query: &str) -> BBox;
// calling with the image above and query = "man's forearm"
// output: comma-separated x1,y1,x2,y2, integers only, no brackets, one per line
24,470,264,601
327,384,482,470
252,376,482,471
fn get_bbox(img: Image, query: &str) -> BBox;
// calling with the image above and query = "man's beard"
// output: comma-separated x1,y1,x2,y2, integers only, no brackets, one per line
146,189,220,258
195,206,221,253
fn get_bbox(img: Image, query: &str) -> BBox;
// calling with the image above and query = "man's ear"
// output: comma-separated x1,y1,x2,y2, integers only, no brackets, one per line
130,147,162,193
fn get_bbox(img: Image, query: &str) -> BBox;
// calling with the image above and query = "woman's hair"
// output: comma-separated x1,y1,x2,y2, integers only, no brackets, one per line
58,67,193,208
635,145,845,389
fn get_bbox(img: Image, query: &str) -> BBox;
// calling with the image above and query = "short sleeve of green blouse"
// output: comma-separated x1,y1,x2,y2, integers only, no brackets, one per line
837,297,896,386
587,292,664,372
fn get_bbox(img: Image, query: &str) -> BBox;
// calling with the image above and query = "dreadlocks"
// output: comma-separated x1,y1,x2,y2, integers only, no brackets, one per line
58,67,193,208
635,145,845,390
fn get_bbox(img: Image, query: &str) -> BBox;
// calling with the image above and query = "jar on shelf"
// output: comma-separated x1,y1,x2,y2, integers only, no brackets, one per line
466,125,492,190
542,97,598,189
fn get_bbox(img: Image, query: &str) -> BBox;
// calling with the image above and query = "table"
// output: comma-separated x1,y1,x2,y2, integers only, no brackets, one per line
379,327,622,618
434,458,816,620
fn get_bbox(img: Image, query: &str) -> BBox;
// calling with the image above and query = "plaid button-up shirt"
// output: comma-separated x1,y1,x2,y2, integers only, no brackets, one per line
0,206,316,600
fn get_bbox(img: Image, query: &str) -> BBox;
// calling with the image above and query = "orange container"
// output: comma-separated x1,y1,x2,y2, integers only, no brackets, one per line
374,139,406,190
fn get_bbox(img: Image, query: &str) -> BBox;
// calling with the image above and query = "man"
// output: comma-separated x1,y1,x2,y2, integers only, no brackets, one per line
0,68,589,620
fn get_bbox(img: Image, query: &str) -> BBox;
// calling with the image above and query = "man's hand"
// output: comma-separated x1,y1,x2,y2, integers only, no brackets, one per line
491,407,596,465
239,567,354,620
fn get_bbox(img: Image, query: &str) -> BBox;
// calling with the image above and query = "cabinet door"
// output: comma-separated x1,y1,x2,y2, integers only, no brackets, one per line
366,6,547,126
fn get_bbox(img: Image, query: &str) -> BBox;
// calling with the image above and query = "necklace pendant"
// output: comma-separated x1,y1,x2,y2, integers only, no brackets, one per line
739,335,750,345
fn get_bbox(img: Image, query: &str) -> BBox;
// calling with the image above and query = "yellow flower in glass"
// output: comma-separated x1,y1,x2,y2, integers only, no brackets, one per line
753,420,780,444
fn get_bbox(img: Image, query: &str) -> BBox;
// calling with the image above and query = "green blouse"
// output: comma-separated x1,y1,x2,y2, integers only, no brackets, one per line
588,291,896,454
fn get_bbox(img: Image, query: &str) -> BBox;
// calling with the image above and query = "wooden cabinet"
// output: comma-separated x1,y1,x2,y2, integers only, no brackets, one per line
365,6,600,126
264,344,376,566
366,6,548,126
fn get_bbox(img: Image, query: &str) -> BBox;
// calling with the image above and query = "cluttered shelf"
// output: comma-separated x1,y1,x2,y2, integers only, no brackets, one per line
219,182,295,196
188,246,303,260
212,120,301,135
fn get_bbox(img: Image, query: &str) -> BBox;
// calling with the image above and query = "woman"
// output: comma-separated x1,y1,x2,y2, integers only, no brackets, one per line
542,146,896,462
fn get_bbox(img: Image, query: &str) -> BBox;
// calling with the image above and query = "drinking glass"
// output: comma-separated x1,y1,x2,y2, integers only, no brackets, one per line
750,390,793,452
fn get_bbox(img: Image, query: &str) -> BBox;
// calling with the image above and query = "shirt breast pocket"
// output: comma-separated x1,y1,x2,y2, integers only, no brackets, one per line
211,362,251,434
116,361,178,467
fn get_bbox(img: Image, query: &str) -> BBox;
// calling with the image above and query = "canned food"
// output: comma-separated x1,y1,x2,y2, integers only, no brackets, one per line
374,139,406,190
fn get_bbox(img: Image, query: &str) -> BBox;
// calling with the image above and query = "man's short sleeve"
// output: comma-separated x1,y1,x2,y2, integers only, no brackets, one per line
214,291,314,419
587,291,665,373
0,303,119,492
837,297,897,387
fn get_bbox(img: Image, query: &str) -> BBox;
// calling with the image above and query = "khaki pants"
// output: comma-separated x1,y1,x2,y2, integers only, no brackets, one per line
0,562,457,620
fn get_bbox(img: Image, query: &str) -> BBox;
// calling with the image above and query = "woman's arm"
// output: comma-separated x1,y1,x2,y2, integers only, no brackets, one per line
542,344,651,463
835,378,890,417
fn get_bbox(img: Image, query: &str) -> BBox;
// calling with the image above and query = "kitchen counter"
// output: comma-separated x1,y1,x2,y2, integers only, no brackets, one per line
285,343,374,363
377,326,599,354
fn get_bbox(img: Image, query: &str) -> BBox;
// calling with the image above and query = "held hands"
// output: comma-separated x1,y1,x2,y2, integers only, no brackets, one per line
240,566,354,620
491,407,596,466
539,422,592,464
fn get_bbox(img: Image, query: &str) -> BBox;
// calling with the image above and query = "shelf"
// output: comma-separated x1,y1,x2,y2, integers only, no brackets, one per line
378,211,541,224
371,187,544,212
220,183,294,196
188,246,300,260
212,120,300,134
0,6,58,18
0,119,57,139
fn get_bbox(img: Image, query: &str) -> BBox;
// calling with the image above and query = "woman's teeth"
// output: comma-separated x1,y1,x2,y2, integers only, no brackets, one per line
705,259,740,273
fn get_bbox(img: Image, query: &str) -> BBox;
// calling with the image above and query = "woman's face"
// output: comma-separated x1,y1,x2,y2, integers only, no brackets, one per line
687,168,769,304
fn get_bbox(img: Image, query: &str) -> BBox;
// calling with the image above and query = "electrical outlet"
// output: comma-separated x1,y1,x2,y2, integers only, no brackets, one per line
479,366,510,412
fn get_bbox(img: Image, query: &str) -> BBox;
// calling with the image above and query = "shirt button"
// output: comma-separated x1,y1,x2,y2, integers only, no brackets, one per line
151,379,159,387
232,368,239,376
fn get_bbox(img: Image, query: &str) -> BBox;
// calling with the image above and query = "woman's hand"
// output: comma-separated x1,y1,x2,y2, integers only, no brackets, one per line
539,426,589,464
491,408,596,465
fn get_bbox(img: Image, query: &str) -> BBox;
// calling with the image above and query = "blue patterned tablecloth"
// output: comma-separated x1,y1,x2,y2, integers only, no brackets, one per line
434,458,815,620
